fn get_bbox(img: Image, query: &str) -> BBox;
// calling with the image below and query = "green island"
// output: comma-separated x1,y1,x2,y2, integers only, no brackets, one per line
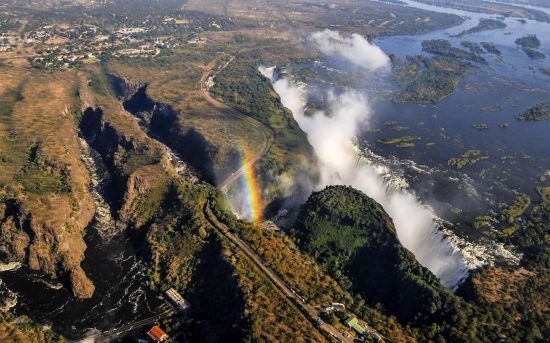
474,215,499,230
516,102,550,121
521,47,546,60
472,123,489,130
481,41,501,55
453,18,506,38
448,149,489,169
461,41,483,54
501,194,531,224
391,125,410,131
422,39,487,64
394,56,470,103
515,34,542,49
377,135,421,148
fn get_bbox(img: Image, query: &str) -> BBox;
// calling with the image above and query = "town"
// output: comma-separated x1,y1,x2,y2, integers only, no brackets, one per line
0,6,223,69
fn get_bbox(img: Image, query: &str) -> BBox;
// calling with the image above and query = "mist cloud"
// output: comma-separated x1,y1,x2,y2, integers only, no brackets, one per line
259,53,468,288
310,30,390,71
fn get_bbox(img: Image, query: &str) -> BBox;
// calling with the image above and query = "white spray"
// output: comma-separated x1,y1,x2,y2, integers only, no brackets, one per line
259,31,469,288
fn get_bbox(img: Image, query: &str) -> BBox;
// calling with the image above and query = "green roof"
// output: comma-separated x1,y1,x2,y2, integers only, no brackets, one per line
345,316,367,335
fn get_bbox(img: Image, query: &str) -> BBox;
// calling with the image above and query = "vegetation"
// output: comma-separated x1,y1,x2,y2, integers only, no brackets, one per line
481,41,501,55
422,39,487,64
0,313,64,343
448,149,489,169
509,187,549,249
377,135,421,148
394,56,470,103
522,47,546,60
454,18,506,37
516,102,550,121
472,123,489,130
460,41,483,54
210,51,317,200
294,186,450,323
515,34,542,49
501,194,531,224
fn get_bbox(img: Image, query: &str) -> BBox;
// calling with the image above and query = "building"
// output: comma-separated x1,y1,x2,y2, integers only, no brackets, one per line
147,325,169,342
165,288,191,311
344,316,367,335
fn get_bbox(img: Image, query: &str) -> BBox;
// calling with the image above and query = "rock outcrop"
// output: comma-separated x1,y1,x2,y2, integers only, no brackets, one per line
0,147,95,299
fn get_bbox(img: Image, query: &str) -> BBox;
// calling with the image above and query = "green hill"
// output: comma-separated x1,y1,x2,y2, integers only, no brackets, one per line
294,185,450,322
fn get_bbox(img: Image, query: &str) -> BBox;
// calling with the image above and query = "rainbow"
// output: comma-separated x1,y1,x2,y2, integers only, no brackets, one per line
240,147,264,223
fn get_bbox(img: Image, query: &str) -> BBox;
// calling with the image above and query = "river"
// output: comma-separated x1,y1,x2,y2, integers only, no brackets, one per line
264,0,548,287
0,136,165,340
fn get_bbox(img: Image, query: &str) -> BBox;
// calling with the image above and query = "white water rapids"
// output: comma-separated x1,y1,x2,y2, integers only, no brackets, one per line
78,136,118,238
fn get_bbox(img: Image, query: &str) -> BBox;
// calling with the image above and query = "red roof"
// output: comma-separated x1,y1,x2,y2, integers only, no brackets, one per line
147,325,168,342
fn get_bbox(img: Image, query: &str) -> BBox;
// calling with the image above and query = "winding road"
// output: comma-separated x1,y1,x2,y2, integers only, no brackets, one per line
198,54,275,191
78,54,381,342
200,55,383,342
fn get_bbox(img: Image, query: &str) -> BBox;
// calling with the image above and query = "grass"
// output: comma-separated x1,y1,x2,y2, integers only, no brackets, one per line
501,194,530,223
394,56,470,103
448,149,489,169
105,51,267,181
377,136,421,146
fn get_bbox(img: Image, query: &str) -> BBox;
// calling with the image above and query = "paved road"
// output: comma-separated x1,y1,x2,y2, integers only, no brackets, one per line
200,55,384,342
205,203,353,343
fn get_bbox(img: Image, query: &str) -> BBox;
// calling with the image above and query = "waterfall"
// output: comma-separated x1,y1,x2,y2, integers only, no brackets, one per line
261,66,470,288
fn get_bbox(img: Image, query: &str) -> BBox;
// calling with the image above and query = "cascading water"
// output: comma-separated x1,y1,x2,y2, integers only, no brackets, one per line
78,136,118,238
260,66,469,288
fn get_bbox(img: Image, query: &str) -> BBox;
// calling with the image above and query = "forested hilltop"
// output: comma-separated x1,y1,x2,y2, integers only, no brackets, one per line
293,186,549,342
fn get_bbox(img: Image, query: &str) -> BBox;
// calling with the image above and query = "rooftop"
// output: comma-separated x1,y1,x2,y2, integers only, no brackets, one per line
147,325,169,342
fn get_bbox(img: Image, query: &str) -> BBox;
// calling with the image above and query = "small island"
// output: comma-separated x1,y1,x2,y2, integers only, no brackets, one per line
448,149,489,169
453,18,506,38
516,102,550,121
393,56,470,103
515,34,541,49
377,135,421,148
521,47,546,60
481,42,501,55
472,123,489,130
461,41,484,54
422,39,487,64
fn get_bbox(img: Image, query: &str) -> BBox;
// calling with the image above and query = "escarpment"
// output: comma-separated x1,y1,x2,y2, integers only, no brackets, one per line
111,76,219,184
79,105,164,212
0,72,96,298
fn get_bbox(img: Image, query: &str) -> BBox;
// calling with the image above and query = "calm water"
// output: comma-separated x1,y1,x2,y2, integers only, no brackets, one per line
295,0,550,229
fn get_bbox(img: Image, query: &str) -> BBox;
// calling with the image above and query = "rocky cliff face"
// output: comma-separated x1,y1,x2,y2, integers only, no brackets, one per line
79,105,163,213
0,145,96,299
